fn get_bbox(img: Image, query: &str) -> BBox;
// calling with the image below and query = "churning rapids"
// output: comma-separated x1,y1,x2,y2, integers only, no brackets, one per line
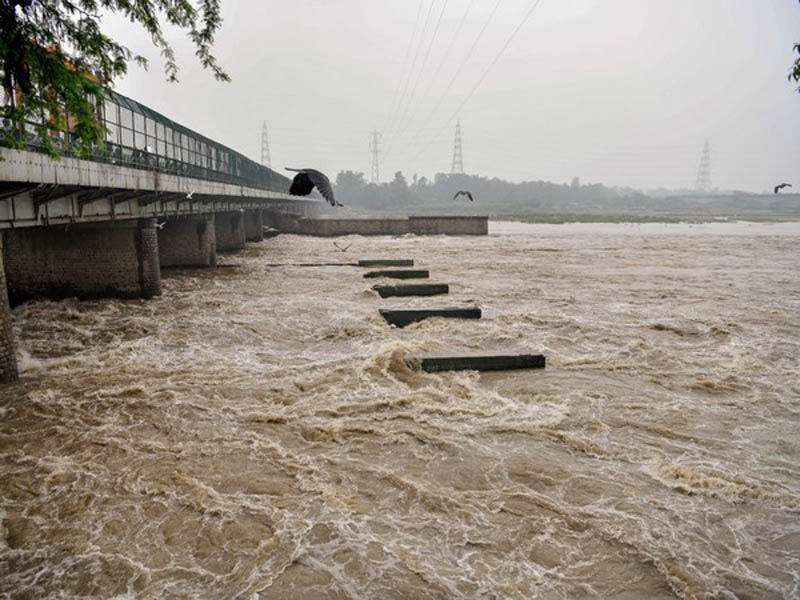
1,221,799,599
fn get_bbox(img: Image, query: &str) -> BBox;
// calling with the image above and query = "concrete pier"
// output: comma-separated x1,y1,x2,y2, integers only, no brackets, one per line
244,209,264,242
373,283,449,297
364,269,430,279
0,237,18,382
406,353,546,373
2,218,161,305
158,214,216,268
379,307,481,328
215,211,246,252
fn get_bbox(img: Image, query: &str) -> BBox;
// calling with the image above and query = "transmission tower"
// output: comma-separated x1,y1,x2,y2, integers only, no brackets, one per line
261,121,271,168
695,139,711,191
451,120,464,174
370,129,381,184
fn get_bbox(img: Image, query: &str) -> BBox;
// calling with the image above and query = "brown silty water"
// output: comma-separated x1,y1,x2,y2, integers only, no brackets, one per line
1,221,799,599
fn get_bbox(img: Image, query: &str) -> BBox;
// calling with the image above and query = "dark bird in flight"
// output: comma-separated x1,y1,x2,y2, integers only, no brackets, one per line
774,182,792,194
286,168,342,207
333,241,352,252
453,190,474,202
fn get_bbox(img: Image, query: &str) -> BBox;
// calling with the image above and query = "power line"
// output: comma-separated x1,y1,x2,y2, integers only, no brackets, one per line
390,0,503,162
384,0,452,156
445,0,544,125
383,0,438,142
381,0,426,135
403,0,478,131
403,0,544,168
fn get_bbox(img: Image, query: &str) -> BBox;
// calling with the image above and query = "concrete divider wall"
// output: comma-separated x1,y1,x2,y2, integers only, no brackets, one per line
408,216,488,235
0,236,18,382
2,218,161,305
300,219,410,237
158,215,216,268
267,214,488,237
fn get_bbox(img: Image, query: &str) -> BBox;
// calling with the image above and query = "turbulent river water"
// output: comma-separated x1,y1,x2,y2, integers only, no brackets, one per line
1,221,799,599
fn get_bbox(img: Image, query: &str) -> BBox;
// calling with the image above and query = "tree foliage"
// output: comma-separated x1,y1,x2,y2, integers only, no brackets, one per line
792,1,800,93
0,0,228,156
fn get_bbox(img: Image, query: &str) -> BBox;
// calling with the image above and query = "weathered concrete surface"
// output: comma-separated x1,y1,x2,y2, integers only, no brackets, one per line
272,216,488,237
408,216,488,235
215,211,246,252
358,259,414,267
379,307,481,328
2,218,161,305
244,209,264,242
373,283,449,298
0,236,18,382
406,353,546,373
364,269,429,279
158,214,216,268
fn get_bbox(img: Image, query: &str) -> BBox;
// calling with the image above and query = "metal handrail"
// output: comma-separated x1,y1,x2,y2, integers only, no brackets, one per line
1,89,292,194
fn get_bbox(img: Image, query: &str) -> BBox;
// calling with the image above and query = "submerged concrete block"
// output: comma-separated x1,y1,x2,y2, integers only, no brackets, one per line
406,352,546,373
373,283,449,298
363,269,429,279
379,307,481,328
358,259,414,267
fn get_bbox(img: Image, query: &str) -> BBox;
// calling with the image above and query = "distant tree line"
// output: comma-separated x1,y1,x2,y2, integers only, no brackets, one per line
333,170,649,213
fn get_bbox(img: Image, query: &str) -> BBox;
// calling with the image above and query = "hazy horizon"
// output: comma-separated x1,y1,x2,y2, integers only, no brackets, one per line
103,0,800,194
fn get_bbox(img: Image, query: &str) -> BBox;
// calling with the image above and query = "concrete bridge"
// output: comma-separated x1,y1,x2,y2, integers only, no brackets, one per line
0,90,323,383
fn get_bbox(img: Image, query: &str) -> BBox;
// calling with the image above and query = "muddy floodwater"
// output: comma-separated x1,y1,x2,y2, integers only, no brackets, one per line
1,221,799,599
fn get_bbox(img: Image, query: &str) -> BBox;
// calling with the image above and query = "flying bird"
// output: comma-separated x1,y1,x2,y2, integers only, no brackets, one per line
453,190,474,202
333,241,352,252
186,190,194,199
286,168,342,207
155,220,167,230
774,182,792,194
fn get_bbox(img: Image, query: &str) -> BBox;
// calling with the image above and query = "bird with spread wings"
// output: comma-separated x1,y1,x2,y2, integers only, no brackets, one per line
774,182,792,194
453,190,474,201
286,168,342,207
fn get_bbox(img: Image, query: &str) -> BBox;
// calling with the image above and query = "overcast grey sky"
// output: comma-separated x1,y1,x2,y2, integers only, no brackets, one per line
106,0,800,193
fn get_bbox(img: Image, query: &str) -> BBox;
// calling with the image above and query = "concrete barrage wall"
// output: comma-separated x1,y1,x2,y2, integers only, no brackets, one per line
158,215,216,268
2,218,161,305
407,216,488,235
269,215,488,237
0,236,18,382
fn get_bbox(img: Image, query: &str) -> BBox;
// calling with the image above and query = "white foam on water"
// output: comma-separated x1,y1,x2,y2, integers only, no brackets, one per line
1,224,799,598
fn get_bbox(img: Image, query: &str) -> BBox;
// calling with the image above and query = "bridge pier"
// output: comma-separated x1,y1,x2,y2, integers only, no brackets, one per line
244,210,264,242
2,218,161,305
158,214,216,268
0,237,18,382
215,211,246,252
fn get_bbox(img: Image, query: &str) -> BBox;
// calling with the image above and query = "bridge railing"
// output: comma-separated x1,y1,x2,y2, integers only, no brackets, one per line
1,88,292,194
